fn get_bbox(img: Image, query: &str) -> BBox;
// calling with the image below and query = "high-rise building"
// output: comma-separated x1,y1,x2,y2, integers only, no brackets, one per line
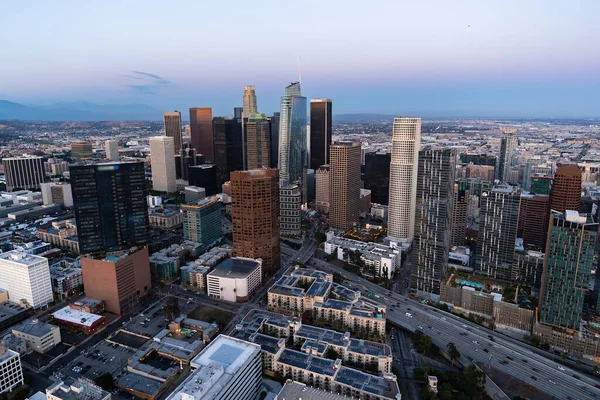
81,247,151,315
40,182,73,207
451,182,468,247
539,211,597,330
549,164,581,214
280,183,302,238
234,107,243,119
71,141,93,160
105,139,119,161
189,107,214,161
466,164,495,182
230,169,280,275
522,156,543,191
518,194,550,252
460,153,497,166
309,99,332,170
150,136,177,193
0,346,23,393
213,117,243,188
242,86,258,118
71,162,149,254
363,151,391,205
412,148,456,298
315,165,330,214
0,251,53,309
164,111,183,155
329,142,361,231
270,112,280,169
1,156,45,191
475,187,520,281
388,117,421,243
182,197,223,251
497,128,516,182
188,164,218,196
531,175,552,195
245,114,271,170
278,82,307,185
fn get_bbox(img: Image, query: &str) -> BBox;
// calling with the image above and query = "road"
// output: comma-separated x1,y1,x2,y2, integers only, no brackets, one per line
309,257,600,400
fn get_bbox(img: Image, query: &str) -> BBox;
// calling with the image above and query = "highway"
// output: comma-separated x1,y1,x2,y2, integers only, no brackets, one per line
309,257,600,400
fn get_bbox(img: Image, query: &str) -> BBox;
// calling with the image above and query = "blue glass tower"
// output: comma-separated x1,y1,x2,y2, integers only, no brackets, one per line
278,82,307,186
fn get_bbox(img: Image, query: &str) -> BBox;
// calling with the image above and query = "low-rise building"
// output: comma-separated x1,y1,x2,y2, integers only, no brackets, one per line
52,307,105,335
46,378,110,400
49,261,83,299
0,251,53,309
37,219,80,254
12,320,61,353
0,346,23,393
148,208,183,230
206,257,262,302
193,244,232,267
276,380,348,400
149,248,182,283
180,264,210,290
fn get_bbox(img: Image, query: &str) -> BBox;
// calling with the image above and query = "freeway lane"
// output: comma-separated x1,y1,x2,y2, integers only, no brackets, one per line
309,257,600,400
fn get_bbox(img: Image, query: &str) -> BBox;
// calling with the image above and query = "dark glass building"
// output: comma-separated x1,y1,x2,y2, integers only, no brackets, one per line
213,117,243,187
71,162,149,254
270,112,280,169
363,151,391,205
188,164,218,196
189,108,214,162
459,153,497,166
309,99,332,170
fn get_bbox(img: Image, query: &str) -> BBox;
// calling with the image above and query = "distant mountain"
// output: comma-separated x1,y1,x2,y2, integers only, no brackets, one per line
333,113,397,123
0,100,163,121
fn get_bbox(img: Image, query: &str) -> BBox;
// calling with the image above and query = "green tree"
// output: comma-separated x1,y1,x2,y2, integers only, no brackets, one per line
447,342,461,365
164,296,180,321
439,382,453,400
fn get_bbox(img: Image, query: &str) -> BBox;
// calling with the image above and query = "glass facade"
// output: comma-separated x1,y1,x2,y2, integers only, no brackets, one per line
213,117,243,188
309,99,332,170
278,82,307,185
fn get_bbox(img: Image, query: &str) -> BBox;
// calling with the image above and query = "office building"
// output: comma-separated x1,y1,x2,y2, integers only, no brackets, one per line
188,164,218,196
0,346,23,393
1,156,45,191
270,112,280,169
460,153,497,166
549,164,582,214
234,107,243,119
46,378,110,400
207,257,262,302
47,159,70,176
497,128,516,182
105,139,119,161
280,183,302,238
231,169,280,275
71,162,149,254
315,165,330,213
150,136,177,193
388,118,421,243
531,175,552,195
245,114,271,169
170,335,262,400
451,182,468,247
523,157,544,191
0,251,53,309
412,148,456,298
539,211,597,330
466,164,495,182
309,99,332,170
278,82,307,185
329,142,361,231
71,141,93,160
189,107,214,161
364,151,391,205
184,186,206,203
242,85,258,118
164,111,183,155
182,197,223,250
40,182,73,207
81,247,151,315
476,187,520,281
213,117,243,188
12,321,61,353
518,194,550,252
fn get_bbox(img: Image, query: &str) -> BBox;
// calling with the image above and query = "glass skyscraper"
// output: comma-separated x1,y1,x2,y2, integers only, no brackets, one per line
278,82,307,185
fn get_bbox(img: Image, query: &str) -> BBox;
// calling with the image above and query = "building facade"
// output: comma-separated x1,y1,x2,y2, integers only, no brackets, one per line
213,117,243,188
280,184,302,238
309,99,332,170
315,165,330,214
451,182,468,247
549,164,581,214
0,347,23,393
105,139,119,161
0,251,53,308
206,258,262,302
150,136,177,193
497,128,516,182
40,182,73,207
242,86,258,118
518,194,550,252
188,164,218,196
278,82,307,185
164,111,183,155
71,141,93,160
189,107,214,162
245,114,271,170
329,142,361,231
12,321,61,353
182,197,223,250
363,152,391,205
1,156,45,191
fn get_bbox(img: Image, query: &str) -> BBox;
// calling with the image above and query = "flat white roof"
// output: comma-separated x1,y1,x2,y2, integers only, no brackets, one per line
0,251,47,266
52,306,103,327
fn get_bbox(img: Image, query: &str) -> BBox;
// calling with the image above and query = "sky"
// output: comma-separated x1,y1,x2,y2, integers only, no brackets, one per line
1,0,599,118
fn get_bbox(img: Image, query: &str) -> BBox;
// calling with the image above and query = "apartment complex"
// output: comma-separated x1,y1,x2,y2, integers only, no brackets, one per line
280,184,302,238
0,251,53,308
182,197,222,251
37,219,80,254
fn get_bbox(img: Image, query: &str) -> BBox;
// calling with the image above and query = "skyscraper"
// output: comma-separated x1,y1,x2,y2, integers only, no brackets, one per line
280,183,301,238
450,182,468,247
150,136,177,193
71,162,149,254
315,165,330,214
475,187,520,281
189,108,214,162
182,197,223,251
234,107,243,119
213,117,243,187
71,141,93,160
549,164,581,214
388,117,421,243
105,139,119,161
164,111,183,155
188,164,218,196
278,82,307,185
242,86,258,118
270,112,280,169
497,128,516,182
329,142,361,231
518,193,550,252
1,156,45,191
309,99,332,170
230,169,280,276
411,148,456,298
245,114,271,170
539,211,597,330
363,151,391,205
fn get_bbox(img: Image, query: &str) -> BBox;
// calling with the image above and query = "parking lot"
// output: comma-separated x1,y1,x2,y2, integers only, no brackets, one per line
121,297,198,339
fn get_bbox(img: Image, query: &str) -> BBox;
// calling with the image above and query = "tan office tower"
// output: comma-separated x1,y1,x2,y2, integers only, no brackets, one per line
189,108,214,161
71,141,93,160
164,111,183,155
388,117,421,244
329,142,361,231
315,165,330,213
230,169,280,276
242,86,258,118
246,114,271,169
105,139,119,161
549,164,581,214
150,136,177,193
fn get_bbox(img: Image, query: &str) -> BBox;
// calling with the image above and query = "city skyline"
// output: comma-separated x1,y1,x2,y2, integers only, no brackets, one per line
1,1,600,118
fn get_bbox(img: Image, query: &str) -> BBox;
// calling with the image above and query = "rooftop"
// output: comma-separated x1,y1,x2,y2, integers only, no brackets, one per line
12,320,57,337
335,367,400,399
277,380,348,400
52,307,103,327
116,373,162,396
46,378,110,400
0,346,19,363
0,251,47,266
209,257,260,279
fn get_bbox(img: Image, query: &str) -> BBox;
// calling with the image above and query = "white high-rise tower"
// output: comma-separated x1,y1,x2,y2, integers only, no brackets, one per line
150,136,177,193
388,117,421,244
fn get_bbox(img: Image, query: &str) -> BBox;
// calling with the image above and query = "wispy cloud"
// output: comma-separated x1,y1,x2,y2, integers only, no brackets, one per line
122,71,172,94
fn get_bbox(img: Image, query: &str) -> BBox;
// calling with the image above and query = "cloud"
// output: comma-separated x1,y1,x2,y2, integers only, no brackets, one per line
122,71,172,94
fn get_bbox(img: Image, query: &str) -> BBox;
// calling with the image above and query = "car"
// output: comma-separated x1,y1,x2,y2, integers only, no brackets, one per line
499,360,509,365
548,379,556,384
418,326,423,330
531,376,537,381
472,340,479,344
572,374,580,380
557,366,565,371
531,367,538,372
506,356,513,360
522,359,528,363
483,348,489,353
428,326,433,329
441,317,446,321
462,324,467,328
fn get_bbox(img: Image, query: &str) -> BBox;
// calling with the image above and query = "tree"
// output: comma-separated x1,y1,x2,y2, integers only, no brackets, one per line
593,365,599,374
164,296,180,321
439,382,453,400
94,373,114,390
447,342,461,365
540,342,551,351
315,232,326,244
